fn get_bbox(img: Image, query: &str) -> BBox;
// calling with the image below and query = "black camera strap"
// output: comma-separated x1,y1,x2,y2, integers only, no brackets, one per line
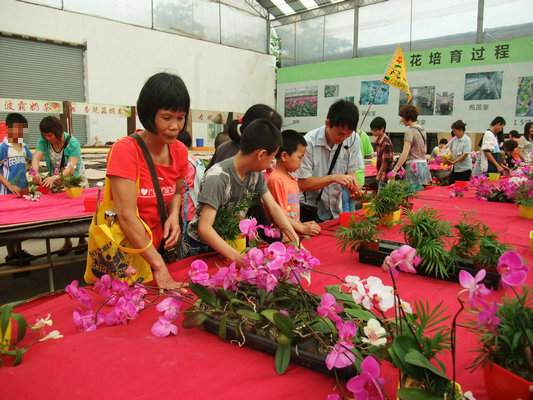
315,140,344,205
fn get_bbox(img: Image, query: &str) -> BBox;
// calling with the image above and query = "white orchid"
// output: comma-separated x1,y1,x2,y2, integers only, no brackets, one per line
362,318,387,346
39,330,63,342
366,277,395,312
31,313,53,330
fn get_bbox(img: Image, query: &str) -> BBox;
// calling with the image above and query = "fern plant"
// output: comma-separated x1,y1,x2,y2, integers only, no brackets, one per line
450,211,485,258
334,214,382,254
212,192,256,241
399,206,455,279
367,179,410,217
472,235,512,269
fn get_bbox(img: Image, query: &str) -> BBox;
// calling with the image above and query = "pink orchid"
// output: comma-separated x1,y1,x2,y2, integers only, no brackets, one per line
478,301,500,333
107,297,139,325
459,269,492,308
94,274,112,297
317,293,343,322
387,171,396,179
346,356,385,400
28,169,37,176
65,280,93,309
255,270,279,292
53,168,59,176
449,191,456,198
189,259,211,286
156,297,181,320
263,224,281,238
497,251,529,288
336,320,357,343
239,218,259,239
382,245,419,277
242,247,265,268
72,308,97,332
397,167,405,178
124,265,137,276
151,316,178,337
213,263,239,291
325,342,355,370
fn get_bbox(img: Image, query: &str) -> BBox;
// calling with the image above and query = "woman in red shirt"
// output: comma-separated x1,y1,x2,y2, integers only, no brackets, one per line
106,72,189,291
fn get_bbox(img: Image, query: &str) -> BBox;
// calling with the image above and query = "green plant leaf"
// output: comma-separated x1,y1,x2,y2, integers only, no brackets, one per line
396,388,444,400
260,309,278,324
275,343,291,375
273,312,297,339
189,283,219,308
343,307,376,321
236,309,262,321
0,304,13,337
404,350,448,380
182,312,208,329
11,313,27,344
218,314,227,341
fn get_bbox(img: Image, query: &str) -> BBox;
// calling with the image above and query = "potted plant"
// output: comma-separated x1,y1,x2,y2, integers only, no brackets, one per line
472,234,512,272
62,174,85,198
212,192,256,252
399,205,455,279
450,211,485,259
461,252,532,400
366,179,408,222
512,176,533,219
334,214,383,253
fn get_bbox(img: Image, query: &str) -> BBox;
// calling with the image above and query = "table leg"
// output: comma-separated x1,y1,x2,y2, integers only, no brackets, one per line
46,238,54,292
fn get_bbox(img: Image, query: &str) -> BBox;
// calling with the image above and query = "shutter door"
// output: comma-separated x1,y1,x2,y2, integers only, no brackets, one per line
0,35,86,146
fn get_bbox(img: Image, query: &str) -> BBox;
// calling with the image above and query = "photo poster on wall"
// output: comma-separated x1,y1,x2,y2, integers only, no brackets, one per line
277,36,533,134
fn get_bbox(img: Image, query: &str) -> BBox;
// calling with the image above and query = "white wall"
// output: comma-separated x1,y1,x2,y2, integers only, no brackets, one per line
0,0,276,143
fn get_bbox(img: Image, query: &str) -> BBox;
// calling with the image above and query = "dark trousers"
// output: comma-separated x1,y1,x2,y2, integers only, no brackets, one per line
449,169,471,184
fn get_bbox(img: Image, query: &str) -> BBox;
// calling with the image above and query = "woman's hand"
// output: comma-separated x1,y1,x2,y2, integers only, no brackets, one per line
33,174,43,185
153,264,188,294
42,175,59,188
162,216,181,249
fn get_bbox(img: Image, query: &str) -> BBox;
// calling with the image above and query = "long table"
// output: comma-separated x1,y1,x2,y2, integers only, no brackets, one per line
0,188,98,290
2,185,532,399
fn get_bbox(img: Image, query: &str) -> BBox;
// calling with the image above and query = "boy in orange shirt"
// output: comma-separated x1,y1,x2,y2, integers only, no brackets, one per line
267,130,321,237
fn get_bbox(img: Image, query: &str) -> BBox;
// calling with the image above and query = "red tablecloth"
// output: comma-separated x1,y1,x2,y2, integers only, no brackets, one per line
2,185,532,400
0,187,98,227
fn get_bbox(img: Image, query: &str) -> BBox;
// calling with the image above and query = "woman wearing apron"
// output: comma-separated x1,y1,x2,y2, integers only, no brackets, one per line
472,116,509,177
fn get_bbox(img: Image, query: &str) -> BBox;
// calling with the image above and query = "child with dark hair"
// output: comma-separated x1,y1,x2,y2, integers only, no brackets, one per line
502,139,519,166
267,130,321,237
430,138,452,159
207,104,282,170
181,119,299,263
370,116,393,192
1,113,34,265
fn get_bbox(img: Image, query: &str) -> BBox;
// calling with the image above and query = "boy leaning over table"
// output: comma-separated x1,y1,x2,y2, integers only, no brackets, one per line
0,113,34,265
180,118,299,265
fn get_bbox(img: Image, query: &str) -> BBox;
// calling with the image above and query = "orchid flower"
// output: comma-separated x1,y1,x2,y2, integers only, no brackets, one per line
361,318,387,346
151,316,178,337
458,269,492,308
189,259,212,286
124,265,137,277
477,301,500,333
156,297,181,320
346,356,385,400
325,342,355,370
39,330,64,342
263,224,281,238
31,314,53,330
73,308,97,332
317,293,343,322
239,218,259,240
366,277,394,312
381,245,420,277
497,251,529,288
336,320,357,343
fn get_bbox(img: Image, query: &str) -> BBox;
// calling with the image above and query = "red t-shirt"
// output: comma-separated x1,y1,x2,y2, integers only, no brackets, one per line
106,136,189,248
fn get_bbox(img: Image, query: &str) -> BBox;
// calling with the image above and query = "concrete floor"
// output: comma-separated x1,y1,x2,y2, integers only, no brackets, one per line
0,147,213,304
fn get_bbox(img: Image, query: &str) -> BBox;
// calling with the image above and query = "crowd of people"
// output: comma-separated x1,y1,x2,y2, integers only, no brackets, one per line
2,71,533,290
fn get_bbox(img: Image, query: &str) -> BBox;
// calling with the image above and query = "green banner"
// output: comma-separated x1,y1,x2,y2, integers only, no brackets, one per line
278,37,533,84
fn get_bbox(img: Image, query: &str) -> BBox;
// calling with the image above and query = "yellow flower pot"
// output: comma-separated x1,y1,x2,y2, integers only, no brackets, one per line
488,173,500,181
519,205,533,219
362,202,374,217
66,186,83,198
226,236,247,254
1,319,12,351
381,209,401,223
